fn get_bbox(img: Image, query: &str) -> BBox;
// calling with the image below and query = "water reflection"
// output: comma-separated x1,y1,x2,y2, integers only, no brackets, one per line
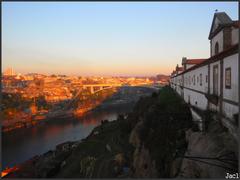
2,106,131,169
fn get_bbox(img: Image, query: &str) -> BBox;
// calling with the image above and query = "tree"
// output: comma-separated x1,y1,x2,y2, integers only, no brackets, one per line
36,95,48,109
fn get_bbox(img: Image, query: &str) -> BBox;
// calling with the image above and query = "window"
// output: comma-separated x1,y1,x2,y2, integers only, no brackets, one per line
193,75,195,85
200,74,202,86
215,42,219,55
206,75,208,83
197,76,199,83
225,68,231,89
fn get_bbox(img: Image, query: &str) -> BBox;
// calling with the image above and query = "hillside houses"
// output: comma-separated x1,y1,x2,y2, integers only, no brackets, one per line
170,12,239,140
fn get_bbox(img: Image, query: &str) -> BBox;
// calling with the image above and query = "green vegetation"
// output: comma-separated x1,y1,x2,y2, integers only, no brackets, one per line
55,116,134,178
127,86,193,177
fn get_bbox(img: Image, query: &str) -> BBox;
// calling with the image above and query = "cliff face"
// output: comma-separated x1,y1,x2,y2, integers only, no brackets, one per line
178,120,238,178
127,86,238,178
127,86,193,177
129,121,158,177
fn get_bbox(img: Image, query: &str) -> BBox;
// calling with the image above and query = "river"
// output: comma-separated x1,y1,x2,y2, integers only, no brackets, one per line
2,104,133,169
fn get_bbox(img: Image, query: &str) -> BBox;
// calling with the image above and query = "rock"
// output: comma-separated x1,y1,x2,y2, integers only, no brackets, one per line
113,165,121,175
170,157,183,177
185,129,193,143
80,156,96,178
179,123,238,178
106,144,111,152
132,144,158,178
61,161,66,168
129,120,143,147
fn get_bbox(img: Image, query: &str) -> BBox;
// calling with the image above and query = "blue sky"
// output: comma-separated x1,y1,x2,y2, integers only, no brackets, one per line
2,2,238,76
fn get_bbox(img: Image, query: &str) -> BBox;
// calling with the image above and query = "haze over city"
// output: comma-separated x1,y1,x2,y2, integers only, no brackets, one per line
2,2,238,76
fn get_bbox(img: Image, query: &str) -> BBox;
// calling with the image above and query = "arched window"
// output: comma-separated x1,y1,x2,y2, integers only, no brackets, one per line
215,42,219,55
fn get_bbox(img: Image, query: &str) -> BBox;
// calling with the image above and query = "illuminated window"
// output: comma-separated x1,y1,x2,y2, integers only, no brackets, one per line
225,68,231,89
200,74,202,86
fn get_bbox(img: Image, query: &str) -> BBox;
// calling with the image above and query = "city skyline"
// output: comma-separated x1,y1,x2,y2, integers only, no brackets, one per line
2,2,238,76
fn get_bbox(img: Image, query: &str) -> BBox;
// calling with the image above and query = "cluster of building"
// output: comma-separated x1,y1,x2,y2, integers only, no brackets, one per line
2,71,167,128
2,70,169,103
2,74,73,102
170,12,239,139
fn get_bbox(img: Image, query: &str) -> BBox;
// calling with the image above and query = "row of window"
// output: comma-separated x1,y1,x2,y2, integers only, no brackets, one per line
171,67,232,89
184,73,206,86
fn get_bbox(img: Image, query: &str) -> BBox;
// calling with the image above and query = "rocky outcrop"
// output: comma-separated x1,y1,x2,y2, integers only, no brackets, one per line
129,120,158,177
132,143,158,177
178,120,238,178
128,86,193,178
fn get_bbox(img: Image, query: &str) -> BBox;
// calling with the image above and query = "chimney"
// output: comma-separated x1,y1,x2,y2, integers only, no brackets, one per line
176,64,179,74
182,57,187,71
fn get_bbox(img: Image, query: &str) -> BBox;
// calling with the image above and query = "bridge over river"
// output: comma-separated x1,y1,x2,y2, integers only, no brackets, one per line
79,82,161,94
47,83,161,118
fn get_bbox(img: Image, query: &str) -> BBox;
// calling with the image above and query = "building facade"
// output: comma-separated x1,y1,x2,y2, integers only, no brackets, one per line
170,12,239,140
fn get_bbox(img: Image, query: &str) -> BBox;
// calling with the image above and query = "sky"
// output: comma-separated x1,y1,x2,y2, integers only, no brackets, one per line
2,2,238,77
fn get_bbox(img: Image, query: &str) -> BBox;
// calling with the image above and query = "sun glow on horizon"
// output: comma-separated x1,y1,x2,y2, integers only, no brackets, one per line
2,2,238,76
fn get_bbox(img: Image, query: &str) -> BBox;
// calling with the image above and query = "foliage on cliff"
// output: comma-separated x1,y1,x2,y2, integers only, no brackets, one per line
128,86,193,177
53,115,134,178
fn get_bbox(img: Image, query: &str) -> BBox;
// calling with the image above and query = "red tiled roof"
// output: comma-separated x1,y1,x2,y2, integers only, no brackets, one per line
175,44,238,76
185,59,206,64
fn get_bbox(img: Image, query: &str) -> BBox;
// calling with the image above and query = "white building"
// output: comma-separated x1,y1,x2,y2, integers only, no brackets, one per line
170,12,239,140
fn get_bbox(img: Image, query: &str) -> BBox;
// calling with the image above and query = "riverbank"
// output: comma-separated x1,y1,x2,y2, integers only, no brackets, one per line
3,86,237,178
2,87,116,133
2,115,134,178
2,102,103,133
2,103,133,133
2,86,156,133
2,104,133,170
